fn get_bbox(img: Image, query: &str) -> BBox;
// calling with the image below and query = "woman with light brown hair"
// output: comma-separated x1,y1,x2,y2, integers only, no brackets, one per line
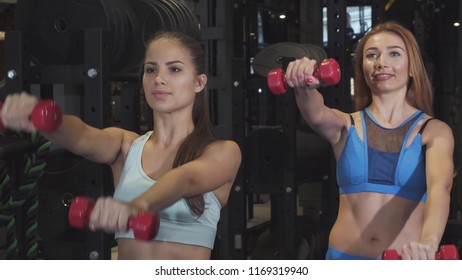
285,21,454,259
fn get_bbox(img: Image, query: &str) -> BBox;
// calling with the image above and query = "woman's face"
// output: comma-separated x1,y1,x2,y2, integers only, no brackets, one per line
142,38,206,115
362,31,411,96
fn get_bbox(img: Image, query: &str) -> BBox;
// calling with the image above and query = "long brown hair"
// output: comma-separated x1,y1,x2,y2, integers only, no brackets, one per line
143,31,215,215
354,21,433,115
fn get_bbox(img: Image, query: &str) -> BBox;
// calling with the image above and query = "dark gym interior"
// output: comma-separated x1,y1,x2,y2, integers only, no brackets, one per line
0,0,461,260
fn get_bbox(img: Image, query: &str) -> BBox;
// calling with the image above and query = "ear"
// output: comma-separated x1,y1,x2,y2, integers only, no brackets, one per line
195,74,207,93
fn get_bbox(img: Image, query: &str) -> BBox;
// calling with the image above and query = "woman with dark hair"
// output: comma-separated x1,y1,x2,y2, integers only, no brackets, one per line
285,21,454,259
1,31,241,259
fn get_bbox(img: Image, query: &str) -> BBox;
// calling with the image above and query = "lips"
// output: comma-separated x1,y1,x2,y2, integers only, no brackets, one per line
372,73,393,80
153,90,170,98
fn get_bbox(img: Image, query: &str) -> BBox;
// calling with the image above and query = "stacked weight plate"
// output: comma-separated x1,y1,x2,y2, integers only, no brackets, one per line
14,0,200,74
122,0,200,73
252,42,327,77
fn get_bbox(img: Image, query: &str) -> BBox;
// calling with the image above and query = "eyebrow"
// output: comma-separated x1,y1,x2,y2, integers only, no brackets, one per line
144,60,184,66
365,46,405,52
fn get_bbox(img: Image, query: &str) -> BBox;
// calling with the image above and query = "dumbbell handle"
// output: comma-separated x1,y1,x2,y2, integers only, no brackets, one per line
267,58,341,95
0,99,63,133
382,244,459,260
68,196,160,241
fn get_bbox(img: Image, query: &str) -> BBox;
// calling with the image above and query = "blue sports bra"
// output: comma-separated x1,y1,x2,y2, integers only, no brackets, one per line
337,109,433,202
113,132,221,249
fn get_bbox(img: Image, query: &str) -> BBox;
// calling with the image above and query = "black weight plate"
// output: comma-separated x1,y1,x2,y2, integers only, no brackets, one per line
153,0,179,31
252,42,326,77
14,0,133,73
15,0,110,66
173,0,200,40
122,0,164,74
300,43,328,64
164,0,185,32
117,0,145,73
142,0,169,43
100,0,130,71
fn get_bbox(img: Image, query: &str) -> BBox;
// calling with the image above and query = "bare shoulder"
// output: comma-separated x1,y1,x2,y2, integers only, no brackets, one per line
204,139,242,159
202,140,242,169
421,118,454,147
103,127,139,146
332,108,354,127
348,110,361,118
205,140,241,204
102,127,140,165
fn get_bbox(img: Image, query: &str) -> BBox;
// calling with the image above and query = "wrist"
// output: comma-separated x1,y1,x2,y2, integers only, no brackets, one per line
129,198,150,214
419,236,439,250
295,87,317,95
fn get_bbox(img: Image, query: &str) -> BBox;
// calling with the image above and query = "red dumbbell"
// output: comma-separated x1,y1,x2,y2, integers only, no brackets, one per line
382,244,459,260
68,196,160,241
267,58,341,95
0,99,63,133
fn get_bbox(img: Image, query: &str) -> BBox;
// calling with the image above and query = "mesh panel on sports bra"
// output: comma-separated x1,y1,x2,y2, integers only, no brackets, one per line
365,111,422,153
365,110,423,185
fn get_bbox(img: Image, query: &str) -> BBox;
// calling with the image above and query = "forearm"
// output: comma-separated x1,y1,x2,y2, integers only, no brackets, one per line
418,120,455,248
129,140,240,214
294,87,328,127
41,114,89,151
294,87,346,145
419,188,451,247
130,167,191,213
41,115,124,164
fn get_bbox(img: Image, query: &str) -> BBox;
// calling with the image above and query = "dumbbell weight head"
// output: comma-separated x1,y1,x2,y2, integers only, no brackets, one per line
0,99,62,133
267,68,287,95
436,245,459,260
68,196,95,229
69,196,160,241
267,58,341,95
31,100,63,132
381,249,402,260
316,58,341,85
129,212,160,241
383,244,459,260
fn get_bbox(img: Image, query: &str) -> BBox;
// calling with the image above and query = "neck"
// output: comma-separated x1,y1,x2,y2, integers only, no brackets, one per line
151,114,194,147
367,101,417,128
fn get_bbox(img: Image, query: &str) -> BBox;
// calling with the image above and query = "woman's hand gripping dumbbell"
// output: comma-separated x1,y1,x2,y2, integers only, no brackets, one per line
0,93,62,133
267,58,341,95
382,244,459,260
68,196,160,241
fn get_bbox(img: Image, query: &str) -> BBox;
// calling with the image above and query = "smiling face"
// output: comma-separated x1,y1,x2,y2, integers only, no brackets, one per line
362,31,411,96
142,38,206,115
